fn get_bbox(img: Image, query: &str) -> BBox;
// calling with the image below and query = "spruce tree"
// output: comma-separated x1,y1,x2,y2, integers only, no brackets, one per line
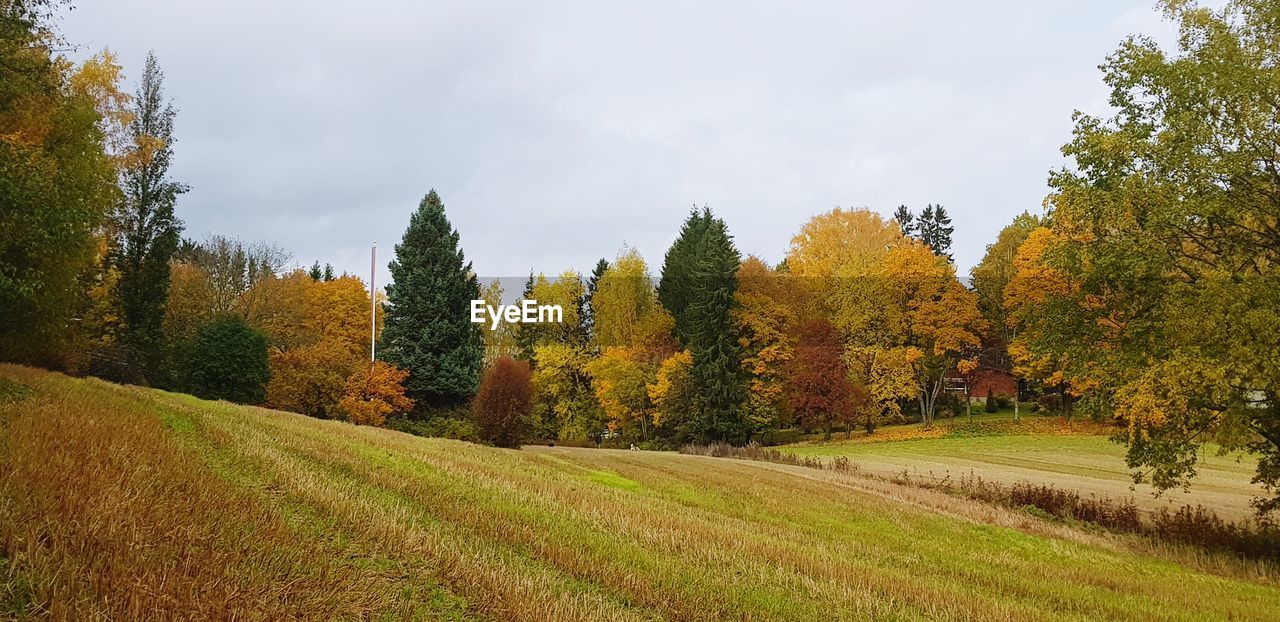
113,52,187,383
892,204,915,238
308,262,323,281
685,213,746,443
379,190,484,409
513,272,538,363
583,258,609,346
933,204,954,259
658,207,713,345
917,203,954,261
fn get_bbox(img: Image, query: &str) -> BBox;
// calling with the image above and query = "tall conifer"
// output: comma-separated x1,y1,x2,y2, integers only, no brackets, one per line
684,213,746,443
658,207,713,345
513,272,538,363
379,190,484,408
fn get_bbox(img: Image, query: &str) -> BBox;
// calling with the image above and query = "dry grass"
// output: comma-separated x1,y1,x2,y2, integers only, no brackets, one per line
0,366,467,621
783,424,1263,520
4,365,1280,621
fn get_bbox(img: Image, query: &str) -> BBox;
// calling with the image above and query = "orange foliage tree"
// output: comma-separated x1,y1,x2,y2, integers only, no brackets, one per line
265,274,376,419
733,256,797,437
338,361,413,427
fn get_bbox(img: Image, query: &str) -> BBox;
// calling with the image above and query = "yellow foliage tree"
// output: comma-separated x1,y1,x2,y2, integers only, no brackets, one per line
586,346,656,440
530,271,587,345
70,49,132,161
881,241,986,425
530,342,602,441
648,349,693,432
1002,227,1094,412
591,247,658,350
480,279,518,361
785,207,906,351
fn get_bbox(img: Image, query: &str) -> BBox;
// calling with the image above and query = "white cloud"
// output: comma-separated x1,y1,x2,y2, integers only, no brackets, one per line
59,0,1175,286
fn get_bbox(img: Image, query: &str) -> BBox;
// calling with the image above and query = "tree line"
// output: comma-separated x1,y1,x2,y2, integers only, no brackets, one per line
3,0,1278,514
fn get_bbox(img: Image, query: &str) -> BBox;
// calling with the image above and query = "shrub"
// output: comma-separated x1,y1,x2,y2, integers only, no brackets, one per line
943,393,965,418
679,442,859,474
1150,505,1280,561
178,316,269,404
387,414,480,441
1005,482,1141,531
984,389,997,413
472,356,532,448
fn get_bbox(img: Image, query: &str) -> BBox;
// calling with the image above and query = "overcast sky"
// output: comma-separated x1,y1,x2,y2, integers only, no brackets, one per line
59,1,1182,287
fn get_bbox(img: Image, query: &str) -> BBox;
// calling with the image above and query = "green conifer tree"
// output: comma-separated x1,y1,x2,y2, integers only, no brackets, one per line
583,258,609,346
917,203,954,261
685,213,746,443
658,207,713,345
379,190,484,409
513,272,539,363
892,204,915,238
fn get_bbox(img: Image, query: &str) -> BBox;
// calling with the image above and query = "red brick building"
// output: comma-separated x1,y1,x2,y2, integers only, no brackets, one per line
970,367,1016,398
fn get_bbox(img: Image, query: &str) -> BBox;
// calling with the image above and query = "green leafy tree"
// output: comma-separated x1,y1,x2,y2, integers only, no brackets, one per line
178,315,270,404
1027,0,1280,513
112,51,187,383
0,5,118,363
379,190,484,409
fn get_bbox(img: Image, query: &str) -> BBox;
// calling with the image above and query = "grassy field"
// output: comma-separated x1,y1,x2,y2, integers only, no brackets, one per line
780,413,1262,520
3,365,1280,620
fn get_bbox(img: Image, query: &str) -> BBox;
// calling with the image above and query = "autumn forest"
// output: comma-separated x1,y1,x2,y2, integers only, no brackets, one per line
4,0,1280,619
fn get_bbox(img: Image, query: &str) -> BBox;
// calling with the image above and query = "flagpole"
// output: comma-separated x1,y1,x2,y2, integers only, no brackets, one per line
370,242,377,362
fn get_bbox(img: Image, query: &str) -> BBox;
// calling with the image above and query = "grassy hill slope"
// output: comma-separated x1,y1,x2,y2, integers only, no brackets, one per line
2,365,1279,621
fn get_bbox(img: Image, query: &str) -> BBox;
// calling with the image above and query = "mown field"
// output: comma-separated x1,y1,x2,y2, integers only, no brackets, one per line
780,414,1261,520
3,365,1280,621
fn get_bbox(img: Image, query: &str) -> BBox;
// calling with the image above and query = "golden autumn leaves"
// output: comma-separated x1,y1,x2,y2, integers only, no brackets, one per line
783,208,987,427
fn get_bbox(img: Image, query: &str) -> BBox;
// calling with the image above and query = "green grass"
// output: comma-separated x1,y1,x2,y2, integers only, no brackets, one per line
3,364,1279,620
781,415,1262,519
